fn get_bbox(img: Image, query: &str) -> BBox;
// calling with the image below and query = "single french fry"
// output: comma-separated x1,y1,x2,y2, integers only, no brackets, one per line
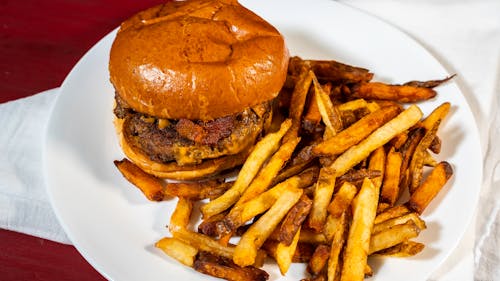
374,205,411,225
372,212,426,234
304,83,332,132
165,180,231,200
377,202,391,214
313,74,343,138
219,176,301,236
308,167,337,232
193,252,269,281
381,147,403,205
276,227,301,275
369,221,421,254
172,228,234,259
201,119,292,218
368,146,386,189
423,151,438,167
337,99,369,112
263,240,315,263
331,105,423,178
313,105,401,156
327,182,357,218
169,197,193,233
407,161,453,214
327,213,348,281
372,241,425,257
285,68,314,141
279,195,312,245
364,264,373,277
409,122,442,193
299,230,328,245
236,137,300,207
340,178,379,281
336,169,381,187
114,158,164,201
155,237,198,267
403,75,455,88
390,131,409,150
234,187,303,267
400,128,425,179
351,82,437,102
421,102,451,131
308,244,330,275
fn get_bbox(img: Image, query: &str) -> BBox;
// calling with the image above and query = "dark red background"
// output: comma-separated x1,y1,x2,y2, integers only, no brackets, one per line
0,1,166,279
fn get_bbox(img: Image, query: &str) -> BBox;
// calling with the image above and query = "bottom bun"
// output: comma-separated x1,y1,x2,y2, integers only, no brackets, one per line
115,117,250,180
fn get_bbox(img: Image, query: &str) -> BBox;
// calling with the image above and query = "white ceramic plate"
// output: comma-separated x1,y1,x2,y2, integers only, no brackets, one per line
44,0,482,280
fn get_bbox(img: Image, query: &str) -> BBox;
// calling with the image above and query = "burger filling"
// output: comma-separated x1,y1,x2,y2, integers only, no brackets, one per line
114,94,271,166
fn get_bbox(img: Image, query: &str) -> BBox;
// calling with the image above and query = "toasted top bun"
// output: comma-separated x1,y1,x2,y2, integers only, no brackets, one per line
109,0,289,121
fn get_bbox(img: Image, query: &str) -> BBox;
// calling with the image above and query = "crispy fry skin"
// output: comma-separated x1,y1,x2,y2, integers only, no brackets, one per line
351,82,437,102
330,105,423,177
340,178,379,281
289,56,373,84
327,182,357,218
279,195,313,245
368,146,386,189
308,244,330,275
262,240,315,263
407,161,453,214
369,221,421,254
327,212,348,281
234,187,303,266
308,167,337,231
381,147,403,205
336,169,381,188
194,252,269,281
313,74,343,138
403,75,455,88
198,212,227,237
313,105,401,156
304,83,332,132
201,119,292,218
372,241,425,257
114,158,164,201
276,227,301,275
155,237,198,266
372,212,426,234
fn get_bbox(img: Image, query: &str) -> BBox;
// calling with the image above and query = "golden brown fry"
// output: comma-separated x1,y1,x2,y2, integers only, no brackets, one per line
262,240,314,263
279,195,312,245
372,241,425,257
173,228,234,259
308,167,337,232
400,127,425,176
313,74,343,138
372,212,426,234
368,146,386,189
340,178,379,281
308,244,330,275
165,180,231,200
336,169,381,187
327,213,348,281
374,205,411,225
193,252,269,281
313,105,401,156
327,182,357,218
114,158,164,201
219,176,301,235
236,137,300,207
351,82,437,102
286,68,314,141
156,237,198,267
429,136,442,154
409,120,441,193
369,221,421,254
389,131,408,150
198,213,227,237
304,83,332,132
276,227,301,275
377,202,391,214
422,102,451,131
337,99,369,112
423,151,438,167
364,264,373,277
201,119,292,218
299,230,328,245
234,186,303,267
407,161,453,214
169,197,193,233
288,56,374,84
330,105,423,178
381,147,403,205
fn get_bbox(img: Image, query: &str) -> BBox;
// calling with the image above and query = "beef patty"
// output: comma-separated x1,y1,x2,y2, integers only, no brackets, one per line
115,95,271,166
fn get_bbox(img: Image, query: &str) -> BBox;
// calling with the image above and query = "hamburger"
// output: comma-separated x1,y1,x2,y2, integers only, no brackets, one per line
109,0,289,180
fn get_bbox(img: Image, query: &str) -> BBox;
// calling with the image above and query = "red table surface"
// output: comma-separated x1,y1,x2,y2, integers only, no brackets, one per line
0,1,167,280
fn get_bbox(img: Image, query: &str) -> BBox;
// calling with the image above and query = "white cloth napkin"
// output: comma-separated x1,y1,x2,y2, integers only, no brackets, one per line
0,0,499,280
0,89,70,244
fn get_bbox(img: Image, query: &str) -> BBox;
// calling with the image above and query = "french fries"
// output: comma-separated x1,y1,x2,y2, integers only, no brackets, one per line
201,119,292,218
340,178,378,281
117,55,457,281
114,158,164,201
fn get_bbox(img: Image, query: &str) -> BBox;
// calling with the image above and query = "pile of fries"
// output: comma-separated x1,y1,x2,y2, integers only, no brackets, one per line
115,56,455,281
